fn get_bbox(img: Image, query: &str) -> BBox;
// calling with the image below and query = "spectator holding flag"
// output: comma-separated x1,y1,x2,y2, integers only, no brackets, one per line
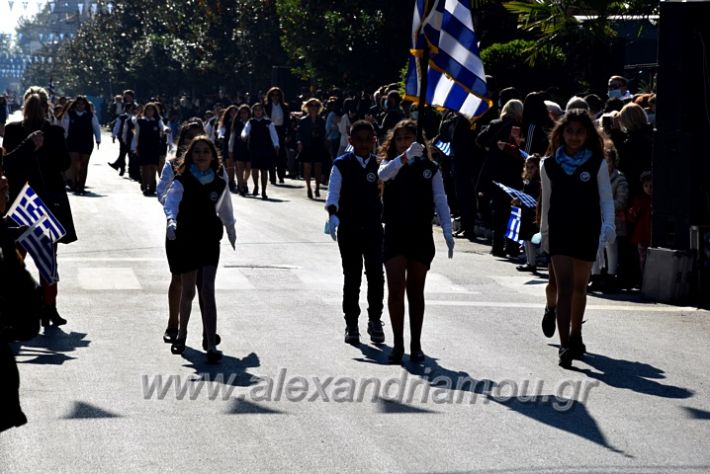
540,109,615,368
2,87,77,327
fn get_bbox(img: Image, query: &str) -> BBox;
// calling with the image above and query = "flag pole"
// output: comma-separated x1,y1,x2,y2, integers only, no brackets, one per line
416,1,433,143
416,46,429,143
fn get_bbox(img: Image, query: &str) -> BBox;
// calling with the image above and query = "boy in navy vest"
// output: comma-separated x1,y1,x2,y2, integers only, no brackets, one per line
325,120,385,345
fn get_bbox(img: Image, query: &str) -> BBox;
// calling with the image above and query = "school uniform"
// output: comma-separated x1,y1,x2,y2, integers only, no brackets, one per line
326,152,384,326
63,109,101,154
122,114,141,180
265,102,289,181
228,120,250,163
379,157,453,269
163,166,235,274
540,149,615,262
112,112,131,171
241,117,279,171
131,117,164,166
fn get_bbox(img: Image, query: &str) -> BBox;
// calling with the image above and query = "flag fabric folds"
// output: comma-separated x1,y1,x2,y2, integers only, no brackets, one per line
505,206,523,244
434,139,451,156
406,0,491,121
6,184,66,284
493,181,538,208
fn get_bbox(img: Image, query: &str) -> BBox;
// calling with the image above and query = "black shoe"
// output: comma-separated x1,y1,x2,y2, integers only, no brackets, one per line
261,192,268,200
163,328,179,343
587,275,605,293
314,189,320,198
108,161,119,170
388,347,404,364
490,249,506,258
229,182,238,193
119,167,125,176
41,306,67,327
206,349,223,364
410,350,426,364
279,177,285,184
367,320,385,344
252,186,259,196
202,333,221,351
516,264,537,273
239,186,247,197
558,346,573,369
307,189,313,199
344,326,360,345
541,306,556,338
171,337,186,355
569,334,586,360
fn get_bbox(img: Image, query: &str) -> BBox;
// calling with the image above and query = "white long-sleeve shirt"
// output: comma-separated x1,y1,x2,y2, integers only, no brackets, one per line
540,158,615,252
325,153,373,211
163,168,236,229
156,160,176,205
61,110,102,145
240,118,280,149
378,157,453,235
112,117,124,140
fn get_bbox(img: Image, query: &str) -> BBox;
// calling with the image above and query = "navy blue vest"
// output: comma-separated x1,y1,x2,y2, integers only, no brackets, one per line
174,170,226,242
333,153,382,229
137,118,161,158
545,153,603,237
383,158,438,231
66,110,94,153
248,118,274,158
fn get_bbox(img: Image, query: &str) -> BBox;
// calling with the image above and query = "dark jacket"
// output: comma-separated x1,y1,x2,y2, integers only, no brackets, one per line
2,120,77,244
618,124,654,198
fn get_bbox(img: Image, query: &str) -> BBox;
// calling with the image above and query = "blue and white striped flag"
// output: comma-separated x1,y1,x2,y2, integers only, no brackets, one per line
6,184,66,284
406,0,492,121
344,144,354,153
493,181,538,208
434,139,451,156
505,206,523,244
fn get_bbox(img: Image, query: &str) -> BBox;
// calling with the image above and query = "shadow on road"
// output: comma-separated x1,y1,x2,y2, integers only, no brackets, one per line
180,347,261,388
14,327,90,365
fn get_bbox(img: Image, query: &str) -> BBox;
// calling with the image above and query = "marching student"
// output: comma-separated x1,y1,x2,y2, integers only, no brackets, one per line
325,120,385,345
240,102,279,200
122,104,141,181
378,119,455,364
217,105,238,192
163,136,236,363
157,119,204,344
228,104,252,196
131,102,169,196
264,87,290,184
298,98,328,199
61,96,101,195
540,109,615,368
109,103,136,176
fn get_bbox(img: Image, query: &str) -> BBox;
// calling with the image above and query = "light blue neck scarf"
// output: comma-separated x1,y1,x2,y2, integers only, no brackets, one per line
189,164,215,185
555,146,592,175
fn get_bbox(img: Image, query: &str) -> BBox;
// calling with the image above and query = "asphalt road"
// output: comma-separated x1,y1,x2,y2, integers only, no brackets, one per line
1,134,709,473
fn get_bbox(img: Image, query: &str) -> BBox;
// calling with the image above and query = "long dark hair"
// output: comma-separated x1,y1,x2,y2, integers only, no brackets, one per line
175,119,205,160
547,109,604,159
177,136,222,175
377,119,431,162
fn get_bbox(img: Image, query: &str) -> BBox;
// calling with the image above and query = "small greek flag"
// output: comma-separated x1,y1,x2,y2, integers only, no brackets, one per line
344,144,354,153
6,184,66,284
493,181,537,208
434,139,451,156
406,0,492,121
505,206,523,244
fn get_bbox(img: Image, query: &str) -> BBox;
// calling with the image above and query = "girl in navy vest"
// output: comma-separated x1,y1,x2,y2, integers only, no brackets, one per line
298,98,328,199
264,87,290,184
61,96,101,195
228,104,252,196
540,109,615,368
164,136,236,363
131,102,168,196
325,120,385,345
240,103,279,200
218,105,239,193
378,120,455,364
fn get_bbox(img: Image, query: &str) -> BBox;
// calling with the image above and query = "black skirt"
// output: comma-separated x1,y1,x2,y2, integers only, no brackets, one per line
383,225,436,269
166,236,221,274
549,227,600,262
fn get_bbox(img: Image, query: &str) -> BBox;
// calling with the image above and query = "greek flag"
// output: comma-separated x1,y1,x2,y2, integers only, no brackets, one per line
434,139,451,156
493,181,538,208
344,144,354,153
505,206,523,244
6,184,66,284
406,0,492,120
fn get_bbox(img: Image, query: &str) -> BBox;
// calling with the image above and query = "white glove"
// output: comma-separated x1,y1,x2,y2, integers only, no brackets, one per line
166,220,177,240
601,223,616,244
444,231,455,259
226,225,237,250
328,215,339,241
405,142,424,161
